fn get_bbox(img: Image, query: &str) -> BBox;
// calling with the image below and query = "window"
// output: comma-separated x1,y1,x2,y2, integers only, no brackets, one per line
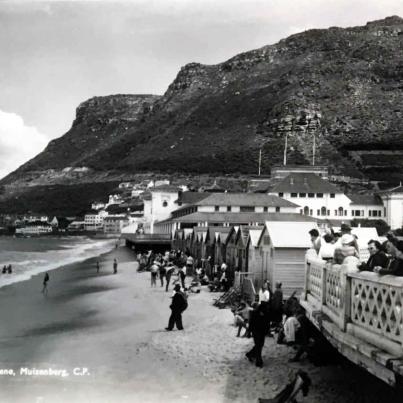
354,210,361,217
162,201,168,207
310,209,313,215
240,206,254,212
263,206,268,212
317,209,320,216
299,193,306,197
291,193,298,198
330,193,335,198
327,210,330,216
303,206,309,215
275,206,280,213
321,207,327,216
300,209,303,214
334,210,338,216
227,206,232,212
316,193,323,198
308,193,315,198
279,192,284,197
263,235,270,245
215,206,219,211
344,210,347,216
369,211,372,217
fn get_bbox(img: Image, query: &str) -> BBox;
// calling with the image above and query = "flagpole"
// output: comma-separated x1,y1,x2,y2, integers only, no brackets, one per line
283,133,288,166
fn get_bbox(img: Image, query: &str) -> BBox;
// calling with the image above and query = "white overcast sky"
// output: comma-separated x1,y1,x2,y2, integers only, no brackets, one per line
0,0,402,179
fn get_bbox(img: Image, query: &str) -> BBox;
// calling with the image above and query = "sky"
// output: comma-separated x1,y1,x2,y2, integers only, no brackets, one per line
1,0,403,179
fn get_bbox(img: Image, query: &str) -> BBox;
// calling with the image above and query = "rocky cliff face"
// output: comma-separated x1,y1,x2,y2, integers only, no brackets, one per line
1,16,403,213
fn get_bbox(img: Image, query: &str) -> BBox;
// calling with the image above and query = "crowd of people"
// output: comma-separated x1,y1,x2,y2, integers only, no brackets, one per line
232,279,310,369
308,224,403,275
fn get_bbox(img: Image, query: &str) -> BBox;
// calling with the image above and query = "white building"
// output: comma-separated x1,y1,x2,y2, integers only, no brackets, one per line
84,210,108,231
103,215,129,234
91,201,106,210
379,185,403,230
269,173,386,221
142,185,181,233
15,223,53,235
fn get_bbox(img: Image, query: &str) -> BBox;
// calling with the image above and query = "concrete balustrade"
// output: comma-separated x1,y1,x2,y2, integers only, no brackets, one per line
303,250,403,356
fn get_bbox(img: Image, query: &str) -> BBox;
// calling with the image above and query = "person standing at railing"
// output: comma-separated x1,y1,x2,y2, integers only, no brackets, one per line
308,229,321,255
318,233,335,261
359,240,389,272
374,240,403,276
333,234,360,264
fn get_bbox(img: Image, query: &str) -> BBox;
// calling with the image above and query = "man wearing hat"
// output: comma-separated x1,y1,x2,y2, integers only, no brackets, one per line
165,283,187,331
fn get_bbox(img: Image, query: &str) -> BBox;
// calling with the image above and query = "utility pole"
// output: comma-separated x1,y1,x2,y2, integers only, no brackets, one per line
312,132,316,166
258,149,262,176
283,133,288,166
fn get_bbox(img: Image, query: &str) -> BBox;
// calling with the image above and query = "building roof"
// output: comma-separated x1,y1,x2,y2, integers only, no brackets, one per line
175,192,210,205
236,225,262,247
140,190,152,200
260,221,318,248
248,228,264,247
150,185,180,193
378,185,403,195
270,173,341,194
169,212,317,224
348,194,383,206
195,193,299,208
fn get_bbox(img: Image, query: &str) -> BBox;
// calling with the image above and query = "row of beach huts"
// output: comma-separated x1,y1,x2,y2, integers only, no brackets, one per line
173,220,318,296
172,220,380,297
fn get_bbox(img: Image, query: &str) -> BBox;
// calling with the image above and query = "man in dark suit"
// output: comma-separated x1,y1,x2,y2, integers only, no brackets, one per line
359,240,389,271
165,284,187,331
245,303,269,368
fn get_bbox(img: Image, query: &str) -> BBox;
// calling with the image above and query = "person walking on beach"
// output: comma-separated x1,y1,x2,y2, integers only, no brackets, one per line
245,303,268,368
42,272,50,295
96,261,100,273
165,284,187,331
159,263,167,287
2,265,6,274
113,258,118,274
7,264,12,274
150,261,159,287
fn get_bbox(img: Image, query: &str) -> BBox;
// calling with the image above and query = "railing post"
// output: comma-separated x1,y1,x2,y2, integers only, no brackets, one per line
304,261,311,301
321,264,327,308
341,273,352,331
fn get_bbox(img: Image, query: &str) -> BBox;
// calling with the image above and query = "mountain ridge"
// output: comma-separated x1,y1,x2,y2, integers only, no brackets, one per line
1,16,403,214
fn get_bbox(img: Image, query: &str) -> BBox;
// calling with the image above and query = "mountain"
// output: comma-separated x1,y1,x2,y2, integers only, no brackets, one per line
1,16,403,215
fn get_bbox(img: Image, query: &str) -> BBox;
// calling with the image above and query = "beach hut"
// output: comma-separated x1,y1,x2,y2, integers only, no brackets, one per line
256,221,319,296
172,229,184,251
192,227,208,265
225,226,239,272
234,226,262,272
246,227,264,275
213,227,232,268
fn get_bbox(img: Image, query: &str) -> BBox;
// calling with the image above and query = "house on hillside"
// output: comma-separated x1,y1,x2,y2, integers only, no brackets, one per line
255,221,319,296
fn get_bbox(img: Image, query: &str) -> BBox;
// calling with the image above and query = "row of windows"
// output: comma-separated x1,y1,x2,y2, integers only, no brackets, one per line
214,206,281,213
299,207,384,217
284,192,335,199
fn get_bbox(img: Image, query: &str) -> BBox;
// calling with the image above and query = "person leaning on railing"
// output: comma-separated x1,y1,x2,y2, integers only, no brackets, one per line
373,239,403,276
333,234,360,264
358,240,389,272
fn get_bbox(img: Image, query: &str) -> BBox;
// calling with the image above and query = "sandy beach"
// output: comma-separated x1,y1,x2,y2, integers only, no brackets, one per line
0,246,402,403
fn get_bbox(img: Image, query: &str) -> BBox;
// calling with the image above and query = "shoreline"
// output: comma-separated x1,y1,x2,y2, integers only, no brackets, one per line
0,237,118,290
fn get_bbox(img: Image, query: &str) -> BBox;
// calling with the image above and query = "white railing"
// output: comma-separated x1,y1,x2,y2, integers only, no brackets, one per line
303,251,403,355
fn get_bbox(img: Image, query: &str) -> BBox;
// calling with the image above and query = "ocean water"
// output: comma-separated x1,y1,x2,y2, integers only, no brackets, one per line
0,236,117,288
